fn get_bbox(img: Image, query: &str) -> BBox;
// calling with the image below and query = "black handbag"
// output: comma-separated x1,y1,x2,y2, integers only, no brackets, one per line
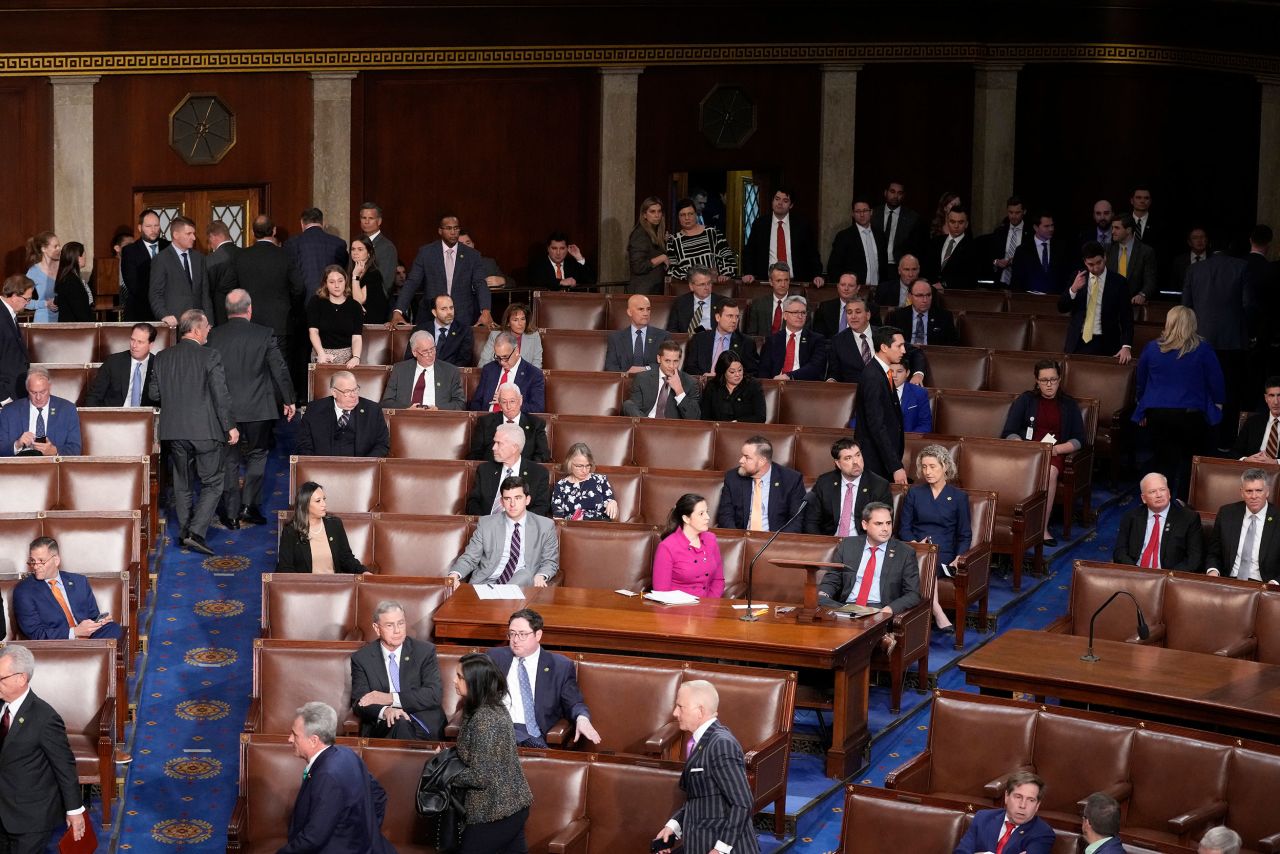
416,747,468,852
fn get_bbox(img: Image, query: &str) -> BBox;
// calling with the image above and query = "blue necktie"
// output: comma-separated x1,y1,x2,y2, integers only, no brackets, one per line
632,329,645,367
35,407,45,438
387,651,430,736
129,361,142,407
517,656,541,737
1041,242,1049,272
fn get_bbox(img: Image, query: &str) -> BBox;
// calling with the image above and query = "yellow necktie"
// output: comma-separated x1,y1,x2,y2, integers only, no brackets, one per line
749,477,764,531
1118,244,1128,277
1082,276,1100,344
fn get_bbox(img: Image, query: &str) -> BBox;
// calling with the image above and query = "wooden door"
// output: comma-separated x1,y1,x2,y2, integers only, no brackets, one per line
132,186,263,251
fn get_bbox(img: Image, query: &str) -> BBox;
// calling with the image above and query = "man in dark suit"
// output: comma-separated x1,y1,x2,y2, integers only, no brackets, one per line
468,383,550,462
1234,377,1280,463
825,199,879,287
716,435,806,532
871,180,922,283
744,262,796,338
85,322,160,407
623,339,701,418
0,644,88,851
527,231,596,289
1113,473,1204,571
149,215,212,327
204,220,240,325
1076,199,1114,253
685,301,758,377
295,370,389,458
667,267,727,334
14,536,122,640
469,332,545,413
1058,242,1134,364
654,680,758,854
1010,212,1072,294
986,196,1031,287
854,326,908,483
0,369,81,457
1167,226,1210,295
603,294,670,373
953,771,1055,854
282,701,395,854
825,296,880,383
415,293,474,367
148,309,238,555
350,601,447,740
121,208,168,322
1205,468,1280,583
1108,214,1159,303
465,423,552,516
1080,793,1126,854
284,207,348,295
0,276,32,407
876,254,920,312
381,329,466,410
358,202,399,294
207,290,295,528
740,187,824,284
805,438,893,537
1128,186,1165,261
222,216,303,345
818,502,921,615
758,295,828,380
1184,250,1254,444
813,273,868,339
921,206,982,290
889,279,958,347
391,213,493,330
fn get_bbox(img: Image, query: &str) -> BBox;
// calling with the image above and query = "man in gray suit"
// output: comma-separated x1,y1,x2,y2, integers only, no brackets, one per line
358,202,399,298
447,476,559,588
150,216,212,327
622,340,700,419
817,502,921,615
603,294,670,373
147,309,238,556
208,290,295,529
380,330,465,410
205,221,240,325
1108,214,1159,304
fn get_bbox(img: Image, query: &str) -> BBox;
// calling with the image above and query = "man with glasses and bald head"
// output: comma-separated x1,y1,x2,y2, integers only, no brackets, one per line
296,370,389,458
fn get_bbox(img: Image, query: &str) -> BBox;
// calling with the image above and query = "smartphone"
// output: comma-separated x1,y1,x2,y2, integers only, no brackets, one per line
33,436,48,444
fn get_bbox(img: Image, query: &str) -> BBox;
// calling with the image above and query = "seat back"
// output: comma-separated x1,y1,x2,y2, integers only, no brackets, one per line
591,465,643,524
57,457,146,513
26,324,98,363
922,345,990,390
604,293,676,331
638,468,725,528
0,516,44,574
547,415,634,467
1006,293,1060,315
1063,355,1136,431
385,409,472,460
543,370,626,416
1066,563,1166,641
778,381,856,428
37,363,96,406
574,656,684,753
77,408,156,457
252,640,362,733
739,532,840,603
377,459,472,515
44,511,139,576
540,329,610,371
944,291,1007,313
932,390,1016,439
682,665,794,750
1226,747,1280,850
712,423,797,470
307,364,391,404
558,521,656,591
1187,455,1280,513
1125,728,1230,832
633,420,715,470
522,755,590,849
957,439,1049,517
583,758,685,854
358,325,393,365
1256,590,1280,665
0,459,59,513
2,574,124,641
987,351,1060,395
793,428,850,482
840,786,968,854
534,290,607,330
238,738,308,848
1163,575,1258,655
361,741,441,848
262,575,357,640
758,379,783,424
290,457,380,513
371,513,473,577
1028,315,1070,352
98,323,172,360
904,434,963,478
1031,711,1134,817
352,576,453,642
957,312,1030,350
924,692,1035,797
26,641,114,738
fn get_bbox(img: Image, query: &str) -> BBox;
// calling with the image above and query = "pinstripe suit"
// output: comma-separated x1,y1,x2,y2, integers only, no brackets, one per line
669,719,759,854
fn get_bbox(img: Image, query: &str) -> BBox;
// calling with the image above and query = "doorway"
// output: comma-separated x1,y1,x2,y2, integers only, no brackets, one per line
132,186,264,249
669,170,777,257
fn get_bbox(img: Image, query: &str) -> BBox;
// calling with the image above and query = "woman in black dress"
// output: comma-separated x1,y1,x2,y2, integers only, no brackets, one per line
54,242,94,322
306,265,365,367
348,235,388,324
276,481,369,574
702,349,767,423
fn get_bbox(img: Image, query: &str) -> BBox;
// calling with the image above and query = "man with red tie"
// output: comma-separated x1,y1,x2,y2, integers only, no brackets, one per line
758,295,828,381
816,502,920,615
1112,473,1204,571
469,332,545,413
739,188,824,285
744,263,797,337
953,771,1055,854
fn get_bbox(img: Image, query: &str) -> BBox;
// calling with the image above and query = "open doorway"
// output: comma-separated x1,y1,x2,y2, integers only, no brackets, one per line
670,170,778,258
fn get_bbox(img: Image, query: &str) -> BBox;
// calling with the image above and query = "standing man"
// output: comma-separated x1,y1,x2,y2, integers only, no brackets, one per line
804,438,892,537
1011,212,1070,294
147,309,239,556
350,600,447,740
392,213,493,330
0,276,32,407
150,216,211,327
204,220,240,325
1205,468,1280,584
381,330,466,411
13,537,122,640
623,340,701,419
744,262,796,338
922,206,980,290
685,300,758,377
0,645,87,851
1167,226,1211,295
284,207,348,294
527,231,596,289
667,266,727,334
817,502,921,615
953,771,1055,854
121,209,168,322
1080,792,1126,854
357,202,399,297
740,187,824,285
871,180,922,284
889,280,958,348
1184,250,1254,446
653,680,759,854
468,383,550,462
450,477,559,587
604,294,670,373
988,196,1031,287
1078,199,1114,251
464,427,552,516
1059,242,1133,364
716,436,806,532
207,290,295,528
1112,473,1204,571
1108,214,1159,304
294,371,389,458
825,199,879,288
854,326,908,484
85,322,160,408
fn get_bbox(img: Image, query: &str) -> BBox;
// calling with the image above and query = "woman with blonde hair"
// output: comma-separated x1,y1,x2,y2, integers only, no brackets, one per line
1133,305,1224,500
627,196,669,294
898,444,971,633
24,231,61,322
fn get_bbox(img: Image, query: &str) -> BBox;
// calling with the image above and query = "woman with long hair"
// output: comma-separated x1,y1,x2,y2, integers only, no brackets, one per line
479,302,543,368
627,195,669,294
702,349,766,423
348,235,388,323
53,242,94,322
306,265,364,368
651,493,724,597
276,482,368,573
24,231,60,322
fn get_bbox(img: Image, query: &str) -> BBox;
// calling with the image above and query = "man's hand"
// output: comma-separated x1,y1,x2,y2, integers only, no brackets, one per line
880,605,893,615
567,244,586,263
1132,293,1147,305
283,404,297,421
67,813,86,841
1116,347,1132,365
533,575,549,588
445,574,462,591
654,827,676,851
626,365,647,375
477,310,495,328
389,311,411,329
716,274,731,284
666,371,684,397
560,277,578,287
1245,452,1272,463
1069,271,1087,294
892,468,908,485
228,428,240,445
36,440,58,457
16,431,35,449
73,619,102,638
994,258,1011,270
575,715,602,744
740,274,755,284
162,315,178,327
1206,569,1221,577
384,707,410,726
812,276,826,287
359,690,395,707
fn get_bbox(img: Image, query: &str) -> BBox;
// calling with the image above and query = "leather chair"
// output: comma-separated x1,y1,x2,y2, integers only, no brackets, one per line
1056,396,1099,536
1256,590,1280,665
737,531,839,603
0,458,59,513
716,529,749,597
543,370,626,416
1062,354,1136,484
56,457,153,551
778,380,856,428
246,639,362,735
557,521,656,591
356,324,393,365
261,575,358,640
1139,301,1174,325
533,290,607,330
589,465,643,523
1123,729,1230,848
78,408,157,458
933,488,996,650
1030,712,1134,824
957,438,1050,589
371,513,475,576
1187,455,1280,516
932,389,1016,438
1029,314,1070,352
986,350,1062,395
922,345,990,390
1133,321,1164,353
43,509,146,618
361,741,441,853
377,459,473,515
385,409,473,459
306,364,391,404
390,327,414,362
1224,747,1280,853
521,755,591,852
758,378,783,424
39,363,97,405
1163,575,1259,657
957,312,1030,350
604,293,676,331
870,540,938,714
97,322,171,360
25,323,98,363
637,468,726,528
839,786,969,854
573,656,684,754
540,329,611,371
290,456,380,513
0,516,43,573
582,755,685,853
0,574,131,670
632,419,715,470
1005,293,1061,315
351,576,453,641
792,427,852,482
942,290,1007,314
546,415,634,467
712,422,798,470
1044,562,1166,644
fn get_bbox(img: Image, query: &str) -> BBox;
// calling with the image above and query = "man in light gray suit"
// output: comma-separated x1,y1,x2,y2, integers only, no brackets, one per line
149,216,212,327
604,294,671,373
447,476,559,588
622,339,700,419
1108,214,1159,304
381,330,465,410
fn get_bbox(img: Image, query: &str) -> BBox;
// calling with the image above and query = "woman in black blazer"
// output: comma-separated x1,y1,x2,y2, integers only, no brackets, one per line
702,349,767,423
276,481,368,573
54,242,95,323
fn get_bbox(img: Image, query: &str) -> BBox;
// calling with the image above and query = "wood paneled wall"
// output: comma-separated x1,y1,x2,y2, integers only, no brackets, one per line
0,79,52,276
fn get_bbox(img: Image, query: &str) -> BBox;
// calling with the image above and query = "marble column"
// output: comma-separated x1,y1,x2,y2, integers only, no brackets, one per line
971,63,1022,233
598,67,643,284
1258,76,1280,231
51,76,100,259
311,71,358,242
818,64,861,267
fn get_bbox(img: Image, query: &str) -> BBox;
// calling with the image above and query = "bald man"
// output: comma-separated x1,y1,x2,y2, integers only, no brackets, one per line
1113,473,1204,571
604,294,671,373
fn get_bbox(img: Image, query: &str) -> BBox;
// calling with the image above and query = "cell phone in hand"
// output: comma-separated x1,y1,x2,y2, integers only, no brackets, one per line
33,436,48,444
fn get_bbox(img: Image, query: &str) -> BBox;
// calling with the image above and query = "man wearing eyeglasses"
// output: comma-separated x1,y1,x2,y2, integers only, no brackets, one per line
295,369,389,458
758,294,828,381
13,537,121,642
350,600,446,741
484,608,600,748
468,332,545,414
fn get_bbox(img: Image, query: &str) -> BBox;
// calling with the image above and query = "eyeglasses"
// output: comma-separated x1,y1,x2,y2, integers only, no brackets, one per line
782,309,807,316
507,630,535,640
494,351,516,362
332,386,360,396
26,558,53,567
0,672,24,683
1036,377,1061,385
569,462,592,470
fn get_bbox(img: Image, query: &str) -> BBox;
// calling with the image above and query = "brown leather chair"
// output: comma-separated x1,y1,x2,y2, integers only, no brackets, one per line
957,438,1050,589
1062,354,1136,484
78,408,157,458
546,415,634,467
922,345,990,390
385,409,473,459
582,465,642,523
934,489,997,650
957,312,1030,350
1029,314,1070,352
543,370,626,416
1163,575,1259,657
307,364,391,404
716,529,749,597
869,541,938,714
377,459,473,515
839,786,970,854
261,574,358,640
604,293,676,331
1006,293,1061,315
38,363,97,405
792,427,852,482
632,419,715,470
932,389,1016,438
1138,301,1174,325
757,378,783,424
98,322,171,360
1133,322,1164,353
581,755,686,853
573,656,684,754
1122,729,1230,848
1056,396,1098,536
1187,455,1280,515
943,290,1007,314
0,573,131,669
230,735,351,853
371,513,475,576
361,741,441,853
1256,590,1280,665
290,456,380,513
777,380,856,428
521,755,591,852
0,459,59,513
1044,562,1166,644
540,329,611,371
1030,711,1135,824
246,639,362,735
272,510,374,570
557,521,657,591
351,576,453,641
390,327,415,362
357,324,393,365
1224,747,1280,853
712,423,797,470
637,468,726,528
0,516,44,574
25,324,98,363
737,531,839,603
42,509,146,617
533,290,607,330
986,350,1062,394
56,456,153,549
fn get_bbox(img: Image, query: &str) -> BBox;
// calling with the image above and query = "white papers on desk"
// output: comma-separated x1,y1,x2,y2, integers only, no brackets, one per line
644,590,700,605
474,584,525,599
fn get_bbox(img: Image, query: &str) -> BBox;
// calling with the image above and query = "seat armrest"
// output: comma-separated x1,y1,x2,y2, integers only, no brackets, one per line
444,710,462,740
341,715,359,737
984,766,1033,801
645,720,683,757
884,750,930,791
1012,490,1049,533
548,817,590,854
1167,800,1227,836
244,697,261,733
227,796,248,849
97,696,115,742
1257,831,1280,854
1217,637,1257,658
1076,781,1131,813
545,718,570,746
342,627,363,641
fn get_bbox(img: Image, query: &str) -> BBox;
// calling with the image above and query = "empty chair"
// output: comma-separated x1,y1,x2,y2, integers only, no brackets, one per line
377,459,472,516
777,381,856,428
370,513,474,576
533,290,607,331
632,420,715,470
26,324,98,363
542,371,626,417
923,345,990,390
359,325,394,365
638,468,727,528
540,330,611,371
386,409,472,459
558,521,657,591
547,415,634,467
957,312,1030,350
290,457,380,513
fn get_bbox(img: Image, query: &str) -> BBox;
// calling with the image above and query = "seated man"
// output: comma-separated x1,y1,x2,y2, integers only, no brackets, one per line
1113,472,1204,571
450,476,558,587
1080,792,1125,854
468,382,551,462
622,339,701,419
84,322,160,407
826,296,879,384
892,362,932,432
758,295,828,381
468,331,545,414
716,436,806,532
888,279,958,347
350,599,447,740
685,300,758,378
417,293,474,368
465,424,552,516
804,438,892,536
1233,376,1280,464
0,367,81,457
604,294,670,373
527,231,596,289
14,536,122,640
1205,467,1280,583
953,771,1054,854
381,329,465,410
744,261,797,337
295,370,390,457
485,608,601,748
667,265,727,334
818,502,920,616
1197,826,1242,854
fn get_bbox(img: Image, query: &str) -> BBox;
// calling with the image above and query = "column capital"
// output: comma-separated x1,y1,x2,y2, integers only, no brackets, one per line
48,75,100,86
310,71,358,82
599,66,644,77
1258,74,1280,93
821,63,863,74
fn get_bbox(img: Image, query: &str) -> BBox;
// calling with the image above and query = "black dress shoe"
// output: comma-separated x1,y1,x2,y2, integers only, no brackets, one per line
217,513,240,530
935,623,956,635
182,534,215,556
239,506,268,526
1043,535,1058,548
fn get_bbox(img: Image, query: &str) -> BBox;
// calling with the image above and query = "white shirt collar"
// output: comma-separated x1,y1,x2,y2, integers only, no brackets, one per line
691,715,718,745
304,744,329,776
3,687,31,720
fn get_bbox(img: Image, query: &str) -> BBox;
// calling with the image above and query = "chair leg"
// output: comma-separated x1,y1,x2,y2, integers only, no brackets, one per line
917,650,929,693
1082,484,1094,523
774,793,786,837
1012,547,1024,591
889,657,903,714
1060,481,1075,536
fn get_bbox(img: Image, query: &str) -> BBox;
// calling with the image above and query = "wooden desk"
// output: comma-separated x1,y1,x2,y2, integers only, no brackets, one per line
960,629,1280,737
433,586,890,778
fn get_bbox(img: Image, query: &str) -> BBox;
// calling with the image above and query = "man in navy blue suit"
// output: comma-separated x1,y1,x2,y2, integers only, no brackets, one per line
13,537,121,640
1080,792,1126,854
284,207,349,293
469,332,545,413
282,701,394,854
716,436,806,532
392,213,493,330
485,608,601,748
953,771,1054,854
419,293,474,367
0,368,80,457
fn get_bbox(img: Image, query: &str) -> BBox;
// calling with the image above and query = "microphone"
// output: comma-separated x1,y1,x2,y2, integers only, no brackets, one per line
741,489,814,622
1081,590,1150,662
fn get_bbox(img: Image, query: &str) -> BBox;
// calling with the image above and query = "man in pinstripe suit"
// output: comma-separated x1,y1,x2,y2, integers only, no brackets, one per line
654,680,759,854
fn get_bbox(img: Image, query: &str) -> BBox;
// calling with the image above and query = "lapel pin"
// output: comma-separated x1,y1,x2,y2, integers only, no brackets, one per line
773,481,780,488
946,496,952,501
17,717,23,724
543,666,550,672
888,550,895,558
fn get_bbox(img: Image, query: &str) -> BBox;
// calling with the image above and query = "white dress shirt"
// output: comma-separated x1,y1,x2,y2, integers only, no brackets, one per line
769,214,792,267
411,363,437,408
858,224,879,285
502,645,542,724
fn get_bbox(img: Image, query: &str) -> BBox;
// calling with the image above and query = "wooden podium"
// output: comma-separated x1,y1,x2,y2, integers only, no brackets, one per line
767,558,845,621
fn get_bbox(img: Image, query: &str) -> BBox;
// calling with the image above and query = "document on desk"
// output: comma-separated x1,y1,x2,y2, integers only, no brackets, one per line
475,584,525,599
644,590,700,605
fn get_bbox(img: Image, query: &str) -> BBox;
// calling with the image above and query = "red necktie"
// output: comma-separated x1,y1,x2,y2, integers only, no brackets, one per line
555,262,563,281
1140,513,1161,568
854,546,879,606
995,820,1015,854
776,220,788,263
784,332,798,374
410,369,426,407
491,370,509,412
771,300,782,334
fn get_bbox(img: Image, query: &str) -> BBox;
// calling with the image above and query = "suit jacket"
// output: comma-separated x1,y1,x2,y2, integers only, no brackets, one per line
1058,270,1134,355
0,690,82,834
1010,237,1072,294
12,570,105,639
381,358,465,411
603,326,670,372
922,232,982,289
285,225,349,295
1233,412,1280,461
900,381,933,432
469,358,545,413
818,535,921,614
147,338,236,442
888,306,958,347
207,317,293,422
295,397,389,458
421,320,474,368
1206,500,1280,581
1108,239,1159,300
826,327,879,383
758,328,828,381
486,646,590,736
222,240,302,337
684,329,759,377
276,515,366,574
669,719,760,854
121,237,169,322
870,204,922,271
622,368,701,418
280,743,393,854
875,279,912,311
716,464,806,532
369,233,399,292
468,411,551,462
985,221,1033,284
205,241,241,325
1113,502,1204,572
854,358,905,479
1182,254,1254,351
451,510,559,585
825,224,876,281
1168,251,1205,295
466,460,552,517
149,244,211,321
53,272,94,323
667,292,728,334
350,636,447,738
1088,837,1127,854
0,306,28,404
742,213,822,280
526,254,596,288
744,294,792,338
85,349,160,407
0,396,81,456
395,240,491,328
812,296,880,340
804,469,893,536
953,808,1055,854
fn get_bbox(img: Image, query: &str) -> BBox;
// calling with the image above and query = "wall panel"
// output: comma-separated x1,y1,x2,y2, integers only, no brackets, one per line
0,79,52,276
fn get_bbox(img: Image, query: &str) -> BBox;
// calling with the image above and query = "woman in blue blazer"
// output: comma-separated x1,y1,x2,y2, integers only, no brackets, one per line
898,444,970,633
